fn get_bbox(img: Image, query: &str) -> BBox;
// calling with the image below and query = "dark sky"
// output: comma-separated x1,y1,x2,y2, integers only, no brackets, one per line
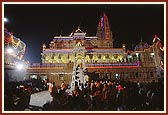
4,3,164,63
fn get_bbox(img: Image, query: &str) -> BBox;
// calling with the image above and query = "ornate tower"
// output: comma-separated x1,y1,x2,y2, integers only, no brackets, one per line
152,35,164,78
70,27,87,90
96,12,113,48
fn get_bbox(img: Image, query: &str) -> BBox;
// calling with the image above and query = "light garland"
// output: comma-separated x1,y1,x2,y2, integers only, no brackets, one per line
4,30,26,60
153,35,164,71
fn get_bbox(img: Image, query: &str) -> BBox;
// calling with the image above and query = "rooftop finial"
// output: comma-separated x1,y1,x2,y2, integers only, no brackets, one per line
59,29,63,36
140,37,143,42
78,22,81,30
75,25,83,33
78,25,80,30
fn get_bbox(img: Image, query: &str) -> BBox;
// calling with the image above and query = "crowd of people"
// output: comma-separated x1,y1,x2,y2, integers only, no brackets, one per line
43,79,164,111
4,77,164,111
4,78,47,111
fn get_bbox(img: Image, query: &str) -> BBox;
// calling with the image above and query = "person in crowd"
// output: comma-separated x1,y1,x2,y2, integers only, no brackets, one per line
51,82,58,99
48,82,53,95
61,81,67,92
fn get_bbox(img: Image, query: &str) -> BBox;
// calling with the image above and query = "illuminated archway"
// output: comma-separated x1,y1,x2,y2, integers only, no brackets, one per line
101,55,106,61
54,55,59,63
92,55,98,62
85,55,90,63
61,55,68,63
76,54,84,67
69,55,74,63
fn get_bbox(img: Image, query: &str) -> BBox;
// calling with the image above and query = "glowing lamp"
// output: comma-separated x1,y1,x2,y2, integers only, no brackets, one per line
4,17,8,22
115,73,119,77
6,48,14,54
150,53,154,56
16,63,23,70
128,55,132,58
135,53,139,56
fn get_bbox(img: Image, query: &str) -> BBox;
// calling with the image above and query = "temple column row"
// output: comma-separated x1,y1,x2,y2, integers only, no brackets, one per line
42,53,131,63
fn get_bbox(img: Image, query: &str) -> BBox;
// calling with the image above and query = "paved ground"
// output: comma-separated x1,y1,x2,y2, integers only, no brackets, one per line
29,90,53,108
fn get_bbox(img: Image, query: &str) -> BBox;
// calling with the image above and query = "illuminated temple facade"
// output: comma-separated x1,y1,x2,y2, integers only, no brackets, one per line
27,13,164,86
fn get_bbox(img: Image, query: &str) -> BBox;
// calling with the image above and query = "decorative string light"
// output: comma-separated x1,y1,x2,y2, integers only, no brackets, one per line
4,30,26,60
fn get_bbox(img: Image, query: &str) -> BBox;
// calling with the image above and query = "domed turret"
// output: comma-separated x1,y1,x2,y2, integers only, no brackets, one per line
134,39,150,51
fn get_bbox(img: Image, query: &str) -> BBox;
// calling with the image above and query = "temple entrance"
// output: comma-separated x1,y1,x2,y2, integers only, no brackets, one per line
76,54,83,68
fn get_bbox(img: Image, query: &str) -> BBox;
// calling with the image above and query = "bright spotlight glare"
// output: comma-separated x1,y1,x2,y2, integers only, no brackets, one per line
150,53,154,56
16,63,23,70
135,53,139,56
4,17,8,22
7,48,14,54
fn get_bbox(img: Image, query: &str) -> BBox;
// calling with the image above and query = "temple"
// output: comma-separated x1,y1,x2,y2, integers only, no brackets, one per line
26,13,164,88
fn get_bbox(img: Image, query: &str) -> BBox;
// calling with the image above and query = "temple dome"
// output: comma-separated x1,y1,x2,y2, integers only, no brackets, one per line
134,40,150,51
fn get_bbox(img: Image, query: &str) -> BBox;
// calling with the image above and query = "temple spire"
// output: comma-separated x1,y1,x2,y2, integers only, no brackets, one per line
96,12,114,48
96,12,113,40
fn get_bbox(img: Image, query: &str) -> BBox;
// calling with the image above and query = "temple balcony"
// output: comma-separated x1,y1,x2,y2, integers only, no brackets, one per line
86,62,141,69
28,63,66,68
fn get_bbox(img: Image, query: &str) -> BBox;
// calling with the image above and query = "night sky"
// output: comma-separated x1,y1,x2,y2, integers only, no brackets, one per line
4,3,164,63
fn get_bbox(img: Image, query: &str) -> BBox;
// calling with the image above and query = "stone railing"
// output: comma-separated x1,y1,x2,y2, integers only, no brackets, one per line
28,63,66,68
86,62,140,67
